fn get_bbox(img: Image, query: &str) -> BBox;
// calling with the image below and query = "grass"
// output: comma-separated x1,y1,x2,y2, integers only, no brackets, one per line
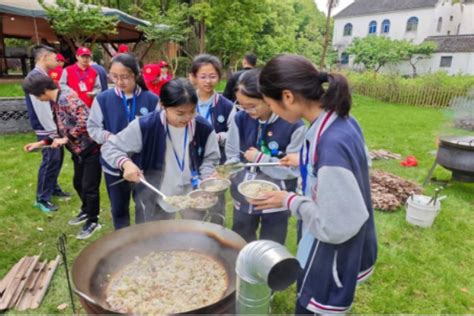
0,83,24,98
0,95,473,314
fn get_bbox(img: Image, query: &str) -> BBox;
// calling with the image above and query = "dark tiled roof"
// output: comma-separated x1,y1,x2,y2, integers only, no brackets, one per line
424,35,474,53
334,0,439,18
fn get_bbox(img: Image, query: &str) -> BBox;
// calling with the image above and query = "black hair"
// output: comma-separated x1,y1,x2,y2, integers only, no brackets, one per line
236,68,262,99
190,54,222,78
259,54,352,117
32,44,56,62
160,79,198,108
110,53,148,91
22,73,57,97
244,54,257,67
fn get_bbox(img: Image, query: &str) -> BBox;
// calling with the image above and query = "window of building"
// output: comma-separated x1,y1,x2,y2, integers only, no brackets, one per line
457,23,461,35
440,56,453,68
343,23,353,36
406,17,419,32
382,19,390,33
450,15,453,21
448,30,451,35
437,17,443,32
341,53,349,65
369,21,377,34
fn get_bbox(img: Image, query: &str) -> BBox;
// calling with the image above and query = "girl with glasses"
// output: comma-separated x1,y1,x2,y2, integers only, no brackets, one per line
87,53,160,229
190,54,236,224
101,79,220,220
226,68,305,244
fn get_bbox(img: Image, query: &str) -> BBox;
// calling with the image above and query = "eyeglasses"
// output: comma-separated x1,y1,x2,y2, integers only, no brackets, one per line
235,102,260,114
197,74,219,81
108,74,134,83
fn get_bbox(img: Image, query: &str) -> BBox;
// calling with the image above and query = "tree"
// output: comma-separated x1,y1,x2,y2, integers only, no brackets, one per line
40,0,118,50
398,40,437,77
346,36,404,73
319,0,338,69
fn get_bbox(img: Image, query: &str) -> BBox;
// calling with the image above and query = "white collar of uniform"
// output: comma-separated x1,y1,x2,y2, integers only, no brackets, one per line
304,110,338,143
159,109,195,137
114,86,142,98
257,112,279,125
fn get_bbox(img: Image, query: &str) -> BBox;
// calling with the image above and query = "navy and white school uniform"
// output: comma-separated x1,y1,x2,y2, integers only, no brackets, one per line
87,86,159,229
284,111,377,314
101,110,220,220
24,66,64,203
197,92,235,163
226,111,305,244
197,92,235,224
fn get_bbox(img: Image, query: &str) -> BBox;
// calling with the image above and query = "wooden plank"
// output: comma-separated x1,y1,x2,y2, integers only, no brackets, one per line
0,259,23,295
29,256,60,310
15,260,48,311
8,256,39,309
0,257,32,310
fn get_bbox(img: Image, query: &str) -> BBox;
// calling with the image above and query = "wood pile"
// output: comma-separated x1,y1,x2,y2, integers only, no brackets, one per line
369,149,402,160
371,170,422,212
0,255,60,311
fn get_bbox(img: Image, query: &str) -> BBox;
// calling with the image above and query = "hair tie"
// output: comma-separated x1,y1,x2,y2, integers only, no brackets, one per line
319,72,328,83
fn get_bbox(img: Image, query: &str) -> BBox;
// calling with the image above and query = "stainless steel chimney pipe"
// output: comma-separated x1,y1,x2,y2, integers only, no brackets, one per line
235,240,300,314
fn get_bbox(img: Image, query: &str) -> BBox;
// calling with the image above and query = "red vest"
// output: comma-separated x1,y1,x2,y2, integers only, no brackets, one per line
65,64,98,107
48,66,63,87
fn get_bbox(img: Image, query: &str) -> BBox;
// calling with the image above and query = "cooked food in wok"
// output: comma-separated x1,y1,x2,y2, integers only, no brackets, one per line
106,250,228,314
238,180,279,200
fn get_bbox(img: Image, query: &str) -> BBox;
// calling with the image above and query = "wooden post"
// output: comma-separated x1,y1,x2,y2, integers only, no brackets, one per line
101,43,114,58
139,41,155,62
0,14,8,76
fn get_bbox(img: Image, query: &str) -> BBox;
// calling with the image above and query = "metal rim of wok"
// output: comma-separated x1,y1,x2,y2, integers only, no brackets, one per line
71,220,247,314
439,136,474,149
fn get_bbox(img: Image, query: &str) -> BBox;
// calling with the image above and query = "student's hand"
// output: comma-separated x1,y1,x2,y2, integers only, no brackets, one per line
251,191,289,210
122,161,142,183
280,153,299,167
51,137,68,148
244,147,259,162
23,141,43,152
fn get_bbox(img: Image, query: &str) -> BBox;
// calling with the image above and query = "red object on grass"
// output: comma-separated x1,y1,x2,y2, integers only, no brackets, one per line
400,156,418,167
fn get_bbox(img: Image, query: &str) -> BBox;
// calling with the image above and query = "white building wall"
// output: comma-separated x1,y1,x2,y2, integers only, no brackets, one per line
383,53,474,75
459,3,474,34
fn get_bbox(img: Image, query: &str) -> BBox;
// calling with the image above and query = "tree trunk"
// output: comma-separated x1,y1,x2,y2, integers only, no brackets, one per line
319,0,335,70
409,60,417,77
199,19,205,53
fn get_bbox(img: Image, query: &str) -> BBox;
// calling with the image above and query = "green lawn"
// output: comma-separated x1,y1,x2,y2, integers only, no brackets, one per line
0,95,472,314
0,83,24,97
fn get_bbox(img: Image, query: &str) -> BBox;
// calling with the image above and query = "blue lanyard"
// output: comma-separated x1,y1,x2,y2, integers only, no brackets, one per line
197,105,212,121
122,93,136,122
166,124,188,172
299,141,310,194
197,94,218,126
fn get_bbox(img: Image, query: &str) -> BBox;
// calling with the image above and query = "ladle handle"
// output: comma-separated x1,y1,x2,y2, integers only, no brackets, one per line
245,162,281,167
139,177,167,200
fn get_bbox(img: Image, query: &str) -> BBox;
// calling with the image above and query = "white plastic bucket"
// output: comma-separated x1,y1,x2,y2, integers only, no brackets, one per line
405,194,441,228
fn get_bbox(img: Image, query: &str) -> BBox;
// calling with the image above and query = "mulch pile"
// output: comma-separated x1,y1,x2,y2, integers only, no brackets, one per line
371,170,422,212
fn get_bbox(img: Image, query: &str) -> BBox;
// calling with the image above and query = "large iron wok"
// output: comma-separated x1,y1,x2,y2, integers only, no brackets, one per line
71,220,247,314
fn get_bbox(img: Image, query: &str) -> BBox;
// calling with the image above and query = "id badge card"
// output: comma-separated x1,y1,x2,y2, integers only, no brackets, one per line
244,171,257,181
78,81,87,92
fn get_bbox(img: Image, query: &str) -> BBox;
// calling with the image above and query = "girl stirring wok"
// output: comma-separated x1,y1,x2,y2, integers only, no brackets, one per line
252,54,377,314
101,79,220,219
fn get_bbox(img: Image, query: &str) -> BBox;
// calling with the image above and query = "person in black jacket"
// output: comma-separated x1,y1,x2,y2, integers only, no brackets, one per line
222,54,257,102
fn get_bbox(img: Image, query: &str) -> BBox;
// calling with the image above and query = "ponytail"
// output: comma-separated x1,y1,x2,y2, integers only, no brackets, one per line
259,54,352,117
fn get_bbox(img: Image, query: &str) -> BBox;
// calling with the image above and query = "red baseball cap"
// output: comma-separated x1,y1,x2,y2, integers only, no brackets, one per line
76,47,91,56
56,53,65,62
143,64,161,81
158,60,169,68
118,44,129,53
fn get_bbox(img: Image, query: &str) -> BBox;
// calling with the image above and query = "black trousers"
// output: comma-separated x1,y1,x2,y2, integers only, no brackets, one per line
232,208,290,244
72,151,101,224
